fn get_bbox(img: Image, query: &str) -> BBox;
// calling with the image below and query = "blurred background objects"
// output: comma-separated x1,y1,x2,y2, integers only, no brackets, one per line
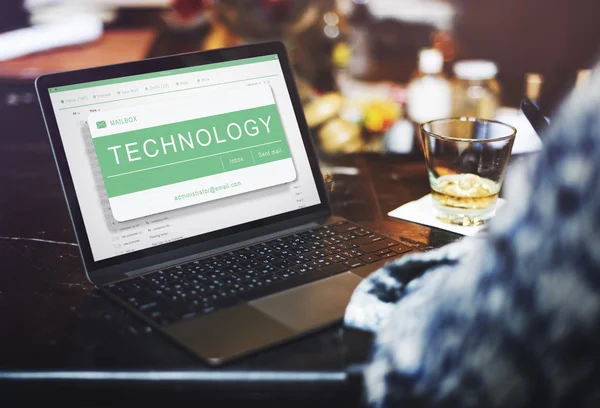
0,0,30,31
1,0,599,154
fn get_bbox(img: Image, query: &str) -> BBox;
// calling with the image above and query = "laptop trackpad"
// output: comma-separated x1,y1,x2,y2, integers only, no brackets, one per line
167,304,295,365
250,272,363,332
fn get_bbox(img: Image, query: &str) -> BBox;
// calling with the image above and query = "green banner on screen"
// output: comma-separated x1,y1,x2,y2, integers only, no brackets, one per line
93,104,291,197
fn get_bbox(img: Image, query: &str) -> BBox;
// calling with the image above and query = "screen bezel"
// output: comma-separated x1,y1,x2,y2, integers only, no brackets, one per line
35,41,331,282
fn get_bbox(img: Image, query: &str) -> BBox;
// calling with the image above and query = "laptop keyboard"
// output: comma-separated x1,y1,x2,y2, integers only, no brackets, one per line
104,221,412,327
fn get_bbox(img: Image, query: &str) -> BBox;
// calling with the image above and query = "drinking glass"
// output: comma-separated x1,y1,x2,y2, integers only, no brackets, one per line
421,118,517,226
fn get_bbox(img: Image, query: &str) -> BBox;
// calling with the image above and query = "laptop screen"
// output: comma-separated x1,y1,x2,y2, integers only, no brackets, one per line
47,55,321,262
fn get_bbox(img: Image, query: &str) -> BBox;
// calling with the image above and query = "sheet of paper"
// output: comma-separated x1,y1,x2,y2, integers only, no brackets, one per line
496,107,544,155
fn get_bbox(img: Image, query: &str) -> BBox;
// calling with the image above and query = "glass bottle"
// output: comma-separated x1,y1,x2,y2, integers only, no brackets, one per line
525,72,543,103
451,60,501,119
575,69,591,89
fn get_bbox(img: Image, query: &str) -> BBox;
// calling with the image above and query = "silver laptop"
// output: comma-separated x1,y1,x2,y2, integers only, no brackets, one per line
35,42,414,365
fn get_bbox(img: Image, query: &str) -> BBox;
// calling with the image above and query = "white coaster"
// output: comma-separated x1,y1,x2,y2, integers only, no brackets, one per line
388,194,507,236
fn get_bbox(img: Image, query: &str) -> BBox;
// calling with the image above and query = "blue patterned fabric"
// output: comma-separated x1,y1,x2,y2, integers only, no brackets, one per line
344,68,600,407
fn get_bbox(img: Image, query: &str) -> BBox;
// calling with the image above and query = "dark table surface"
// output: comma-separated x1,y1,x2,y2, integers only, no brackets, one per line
0,78,462,406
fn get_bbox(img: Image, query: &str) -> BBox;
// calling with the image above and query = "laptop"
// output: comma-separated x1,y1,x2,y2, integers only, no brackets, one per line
35,42,416,365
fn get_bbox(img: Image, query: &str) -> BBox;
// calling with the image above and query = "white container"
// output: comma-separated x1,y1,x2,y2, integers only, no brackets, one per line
406,48,452,124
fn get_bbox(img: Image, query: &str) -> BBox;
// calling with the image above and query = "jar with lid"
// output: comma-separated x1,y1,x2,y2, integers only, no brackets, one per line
451,60,501,120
